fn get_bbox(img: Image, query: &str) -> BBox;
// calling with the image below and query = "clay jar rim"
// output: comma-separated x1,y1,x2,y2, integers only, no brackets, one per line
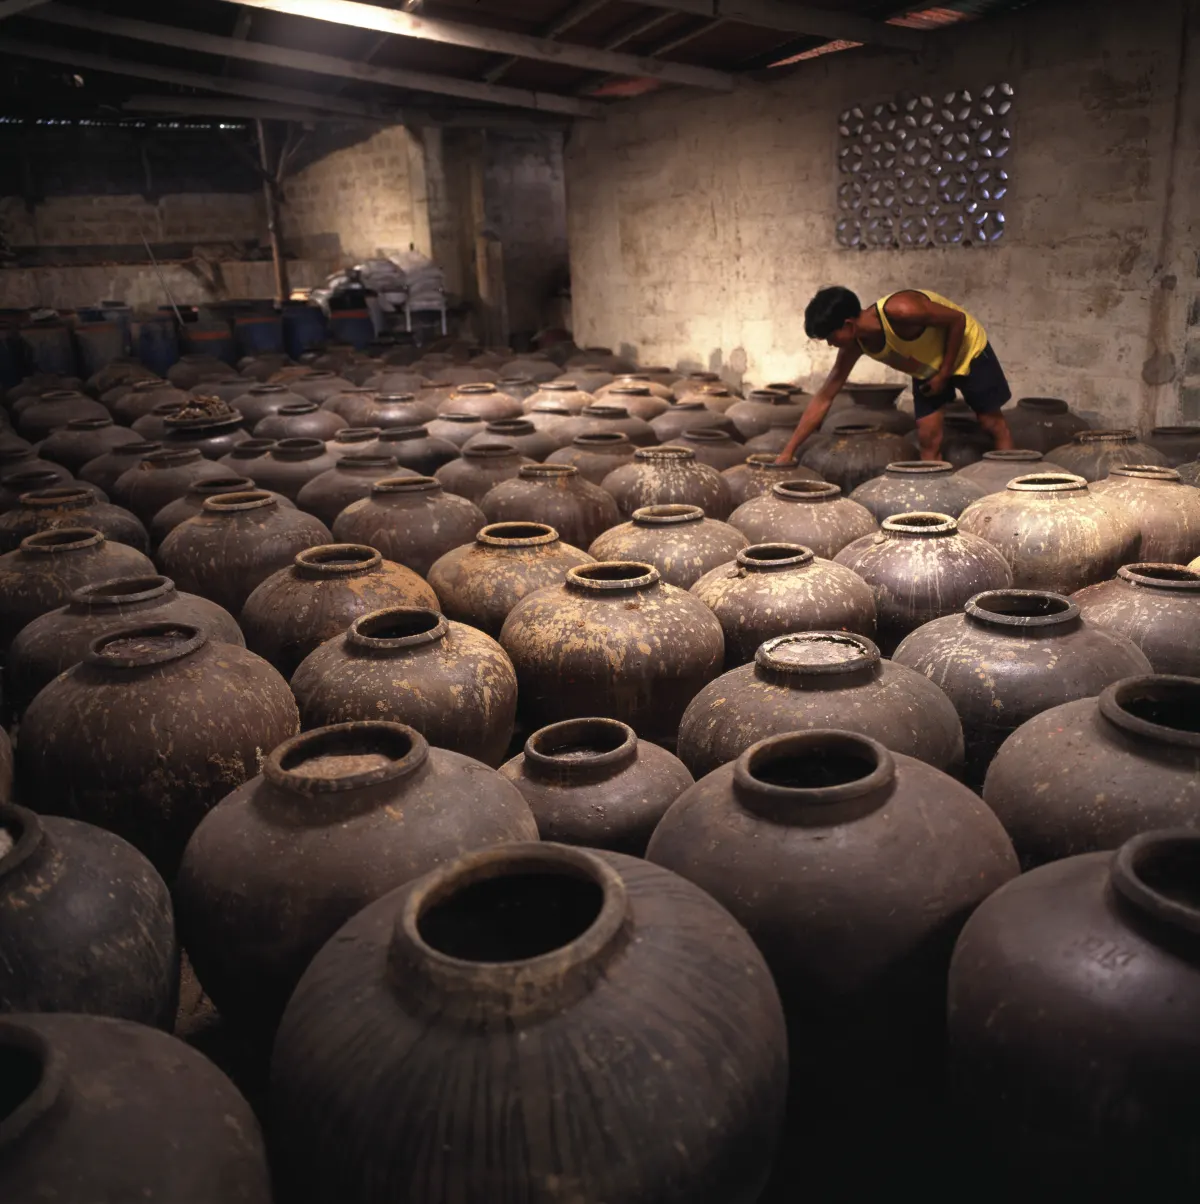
606,384,653,397
348,606,448,652
0,1017,67,1151
1111,829,1200,939
566,561,659,593
371,475,441,496
632,504,703,526
378,426,436,444
979,449,1044,463
732,729,896,823
884,460,954,476
1151,425,1200,436
517,464,576,480
1004,472,1089,493
247,384,290,395
486,420,536,436
965,588,1080,629
583,405,631,419
1099,675,1200,750
61,417,114,431
270,437,326,461
572,432,630,449
435,413,486,426
19,527,104,554
463,440,520,461
264,720,430,796
295,543,383,578
1075,429,1136,444
829,423,884,438
453,383,499,396
0,802,46,881
882,511,958,537
743,453,798,469
523,716,638,782
374,393,420,404
772,480,842,502
1016,396,1069,414
185,475,256,497
276,402,319,415
225,438,276,456
1118,563,1200,591
634,446,694,464
84,620,208,669
1105,464,1180,482
35,390,87,403
746,389,793,405
201,489,278,514
108,440,162,457
16,486,98,510
70,573,176,609
540,381,588,394
755,631,881,679
334,427,381,443
679,428,735,444
737,542,814,571
334,454,399,473
477,521,560,548
142,447,204,468
2,471,63,494
387,842,631,1025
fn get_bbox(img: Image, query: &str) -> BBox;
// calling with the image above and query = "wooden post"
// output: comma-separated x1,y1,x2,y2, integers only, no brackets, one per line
467,131,508,348
257,119,289,305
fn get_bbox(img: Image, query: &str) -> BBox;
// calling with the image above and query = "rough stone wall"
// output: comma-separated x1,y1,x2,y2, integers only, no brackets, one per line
566,0,1200,428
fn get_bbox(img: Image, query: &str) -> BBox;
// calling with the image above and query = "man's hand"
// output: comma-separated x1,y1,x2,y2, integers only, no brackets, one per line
775,447,797,465
920,371,951,397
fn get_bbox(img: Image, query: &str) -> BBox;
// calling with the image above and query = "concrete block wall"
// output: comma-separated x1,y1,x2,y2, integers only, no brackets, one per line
566,0,1200,429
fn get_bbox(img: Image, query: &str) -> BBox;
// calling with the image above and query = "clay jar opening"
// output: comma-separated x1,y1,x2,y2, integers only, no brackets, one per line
1112,830,1200,940
454,383,498,395
271,438,325,461
607,385,652,398
487,420,536,436
566,561,660,592
885,460,954,476
377,426,430,444
64,417,113,431
882,511,958,537
277,402,319,416
772,480,842,502
226,438,276,457
201,490,278,514
679,429,735,444
1017,397,1068,414
965,589,1079,629
20,527,104,554
334,428,381,444
335,454,398,473
295,543,383,577
1119,563,1200,590
518,464,576,481
1075,429,1135,444
16,486,96,510
464,440,519,462
247,384,288,395
584,405,631,419
73,574,174,609
187,475,256,498
266,720,429,795
747,389,792,405
1005,473,1089,493
84,620,208,669
523,717,638,783
755,631,881,679
371,475,440,496
477,522,559,547
635,447,693,464
349,606,448,651
829,424,882,438
738,542,814,571
1099,676,1200,748
437,414,484,426
143,448,203,469
980,450,1044,463
0,1021,64,1150
1106,465,1180,482
3,471,63,496
632,504,703,526
573,432,629,449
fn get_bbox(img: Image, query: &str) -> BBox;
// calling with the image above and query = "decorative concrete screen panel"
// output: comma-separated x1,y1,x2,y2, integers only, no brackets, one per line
836,82,1013,249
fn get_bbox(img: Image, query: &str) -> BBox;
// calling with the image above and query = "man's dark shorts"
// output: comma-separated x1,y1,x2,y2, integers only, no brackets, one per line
912,342,1011,420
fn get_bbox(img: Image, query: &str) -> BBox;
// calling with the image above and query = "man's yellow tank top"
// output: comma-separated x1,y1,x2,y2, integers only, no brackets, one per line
861,290,987,380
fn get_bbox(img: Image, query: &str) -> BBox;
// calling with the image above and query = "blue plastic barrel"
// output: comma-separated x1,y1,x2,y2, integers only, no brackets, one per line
137,315,180,377
181,319,237,366
20,322,77,375
281,303,327,359
100,301,133,355
328,308,375,351
75,321,125,378
235,313,285,357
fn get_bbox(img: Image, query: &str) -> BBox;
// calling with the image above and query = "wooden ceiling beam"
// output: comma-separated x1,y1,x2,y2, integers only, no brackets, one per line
484,0,611,85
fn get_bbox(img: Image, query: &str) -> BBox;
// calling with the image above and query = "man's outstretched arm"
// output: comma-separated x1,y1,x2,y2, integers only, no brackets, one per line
776,344,863,464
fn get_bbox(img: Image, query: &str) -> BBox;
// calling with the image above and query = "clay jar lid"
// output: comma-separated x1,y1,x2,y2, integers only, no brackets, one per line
1115,563,1200,591
631,504,704,526
292,544,384,578
963,588,1081,632
881,512,959,537
565,561,659,593
1097,675,1200,751
754,630,882,681
520,717,638,784
476,522,561,548
264,720,430,800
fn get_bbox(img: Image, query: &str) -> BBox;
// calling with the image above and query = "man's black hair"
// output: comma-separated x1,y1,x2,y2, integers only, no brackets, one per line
805,287,862,339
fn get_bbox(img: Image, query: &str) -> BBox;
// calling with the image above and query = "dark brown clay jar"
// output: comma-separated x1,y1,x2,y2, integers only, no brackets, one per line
601,445,734,520
464,418,559,461
0,528,155,652
294,454,410,527
157,490,331,614
0,468,73,513
691,542,877,666
270,841,787,1204
0,1012,272,1203
374,425,460,474
955,448,1067,495
150,474,295,545
254,401,347,441
434,440,533,505
893,589,1152,787
834,512,1014,654
596,376,674,408
38,417,132,473
333,476,486,578
112,447,231,524
647,731,1016,1141
479,463,620,548
427,522,594,637
436,382,523,422
425,412,487,447
523,379,593,414
500,718,693,855
1146,424,1200,466
318,387,376,421
1047,428,1168,481
799,423,916,493
729,479,878,558
5,574,243,719
1002,395,1091,453
324,426,380,458
16,621,299,876
241,544,438,678
167,353,239,390
725,389,807,440
0,802,177,1026
351,393,439,430
289,370,355,404
957,472,1141,593
0,446,74,493
947,831,1200,1197
589,504,748,589
722,454,823,507
983,676,1200,868
111,379,194,423
546,430,637,484
216,435,276,473
938,413,994,468
556,364,614,393
671,370,725,403
1090,464,1200,563
820,383,914,434
849,460,985,522
650,400,736,443
175,721,537,1030
677,631,964,778
291,608,518,767
130,400,187,441
78,440,160,494
162,411,250,460
500,561,725,744
0,485,148,554
245,437,338,501
1072,562,1200,674
668,427,749,470
227,383,306,425
17,390,109,441
555,403,658,447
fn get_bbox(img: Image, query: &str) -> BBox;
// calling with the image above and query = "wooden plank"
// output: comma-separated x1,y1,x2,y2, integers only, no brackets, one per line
485,0,611,86
30,4,603,117
214,0,736,90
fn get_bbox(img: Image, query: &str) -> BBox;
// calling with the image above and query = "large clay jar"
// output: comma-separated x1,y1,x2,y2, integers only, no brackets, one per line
436,382,523,421
368,425,456,474
800,424,915,494
111,379,194,424
1146,424,1200,466
0,528,154,652
671,370,724,402
0,484,148,553
464,418,559,461
834,512,1014,653
5,573,243,718
893,588,1152,786
175,721,537,1031
0,803,177,1026
589,503,747,589
0,467,71,514
324,426,379,459
427,522,593,636
729,479,878,558
647,730,1016,1171
294,453,408,527
956,448,1067,495
743,421,798,457
435,440,533,504
290,607,518,766
333,476,486,577
677,631,964,778
167,353,238,390
1048,428,1168,481
947,830,1200,1197
726,388,806,440
691,542,877,667
500,718,692,855
850,460,985,522
982,676,1200,868
957,472,1140,593
425,412,487,448
601,446,733,520
245,436,338,501
524,379,593,414
1090,464,1200,563
820,383,914,434
17,621,299,876
500,561,724,743
598,383,671,421
938,413,993,468
254,401,346,441
546,430,637,484
289,370,355,404
0,447,73,492
650,400,735,443
271,841,787,1204
556,403,657,447
0,1012,272,1203
241,544,438,677
17,390,109,441
722,454,823,507
78,439,161,494
217,436,276,474
350,393,439,430
1002,396,1090,453
480,463,619,547
38,417,132,473
669,427,749,470
112,447,229,523
1072,562,1200,674
555,363,614,393
226,383,305,425
158,490,332,614
162,410,250,461
149,473,285,545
